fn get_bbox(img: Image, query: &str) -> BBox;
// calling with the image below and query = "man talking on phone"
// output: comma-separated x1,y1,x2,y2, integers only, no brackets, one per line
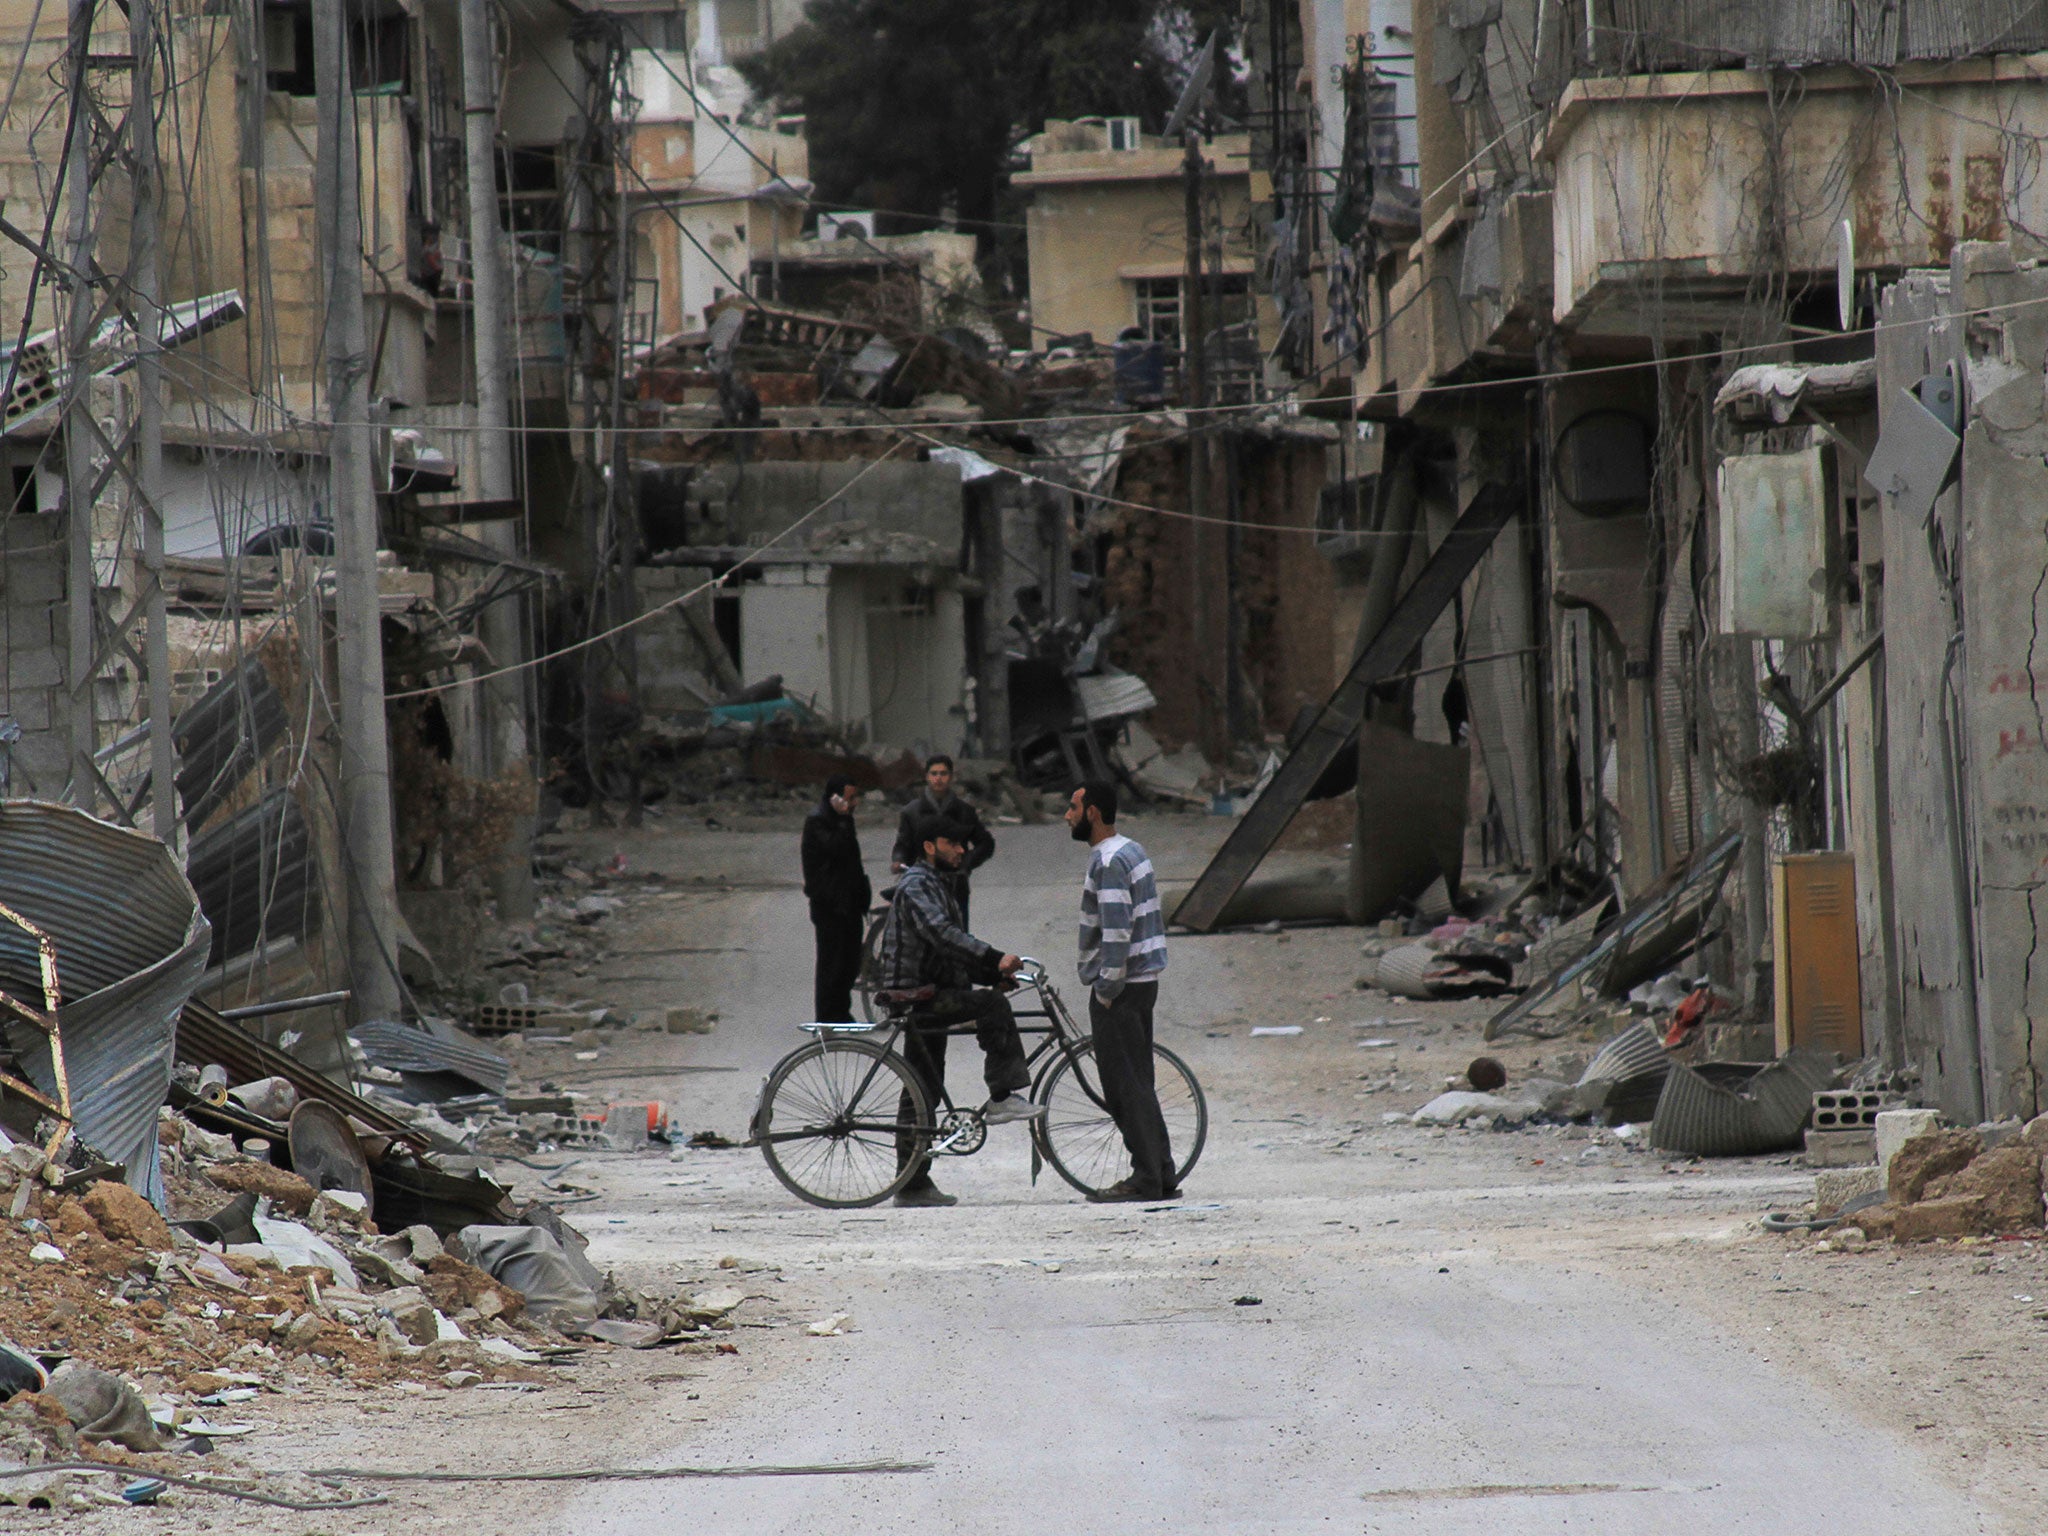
801,773,871,1022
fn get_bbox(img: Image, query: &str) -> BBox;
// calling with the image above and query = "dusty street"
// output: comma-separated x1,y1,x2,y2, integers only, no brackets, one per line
178,812,2045,1534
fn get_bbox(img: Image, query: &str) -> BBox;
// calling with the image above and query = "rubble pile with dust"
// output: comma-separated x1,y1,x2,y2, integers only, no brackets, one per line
1807,1115,2048,1247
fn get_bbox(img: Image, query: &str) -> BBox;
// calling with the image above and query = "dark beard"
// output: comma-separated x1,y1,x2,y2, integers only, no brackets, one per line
1069,815,1091,842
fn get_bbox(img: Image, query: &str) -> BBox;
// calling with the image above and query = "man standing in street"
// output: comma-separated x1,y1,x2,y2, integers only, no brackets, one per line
881,811,1043,1207
1066,780,1177,1202
891,755,995,926
801,773,871,1023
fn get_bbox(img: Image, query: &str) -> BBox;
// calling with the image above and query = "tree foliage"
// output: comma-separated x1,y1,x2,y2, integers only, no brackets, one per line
739,0,1240,250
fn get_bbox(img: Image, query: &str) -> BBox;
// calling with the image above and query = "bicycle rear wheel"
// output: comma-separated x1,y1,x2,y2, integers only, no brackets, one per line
1033,1040,1207,1197
854,909,888,1023
756,1039,930,1208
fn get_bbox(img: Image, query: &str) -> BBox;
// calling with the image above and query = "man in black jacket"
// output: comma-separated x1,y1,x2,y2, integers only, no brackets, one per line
801,773,871,1022
889,755,995,926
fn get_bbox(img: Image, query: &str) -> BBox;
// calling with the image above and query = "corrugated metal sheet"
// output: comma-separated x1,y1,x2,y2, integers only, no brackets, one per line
1579,1020,1671,1084
349,1019,510,1097
1597,0,2047,69
187,787,318,964
1073,670,1159,723
0,800,210,1204
1649,1050,1838,1155
1902,1,2048,61
173,660,289,831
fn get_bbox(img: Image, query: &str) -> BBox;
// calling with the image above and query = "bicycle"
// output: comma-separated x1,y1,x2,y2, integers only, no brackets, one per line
749,959,1207,1208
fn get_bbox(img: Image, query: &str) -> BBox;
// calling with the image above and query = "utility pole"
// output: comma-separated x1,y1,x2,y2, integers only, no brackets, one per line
314,0,404,1022
459,0,534,920
130,0,173,841
1182,126,1223,762
61,0,97,807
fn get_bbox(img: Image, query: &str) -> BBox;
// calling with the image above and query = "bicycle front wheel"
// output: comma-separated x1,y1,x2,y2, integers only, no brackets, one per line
1034,1040,1207,1197
756,1039,930,1208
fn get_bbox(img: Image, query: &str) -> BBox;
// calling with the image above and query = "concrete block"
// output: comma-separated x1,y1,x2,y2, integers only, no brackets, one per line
0,645,63,690
1875,1107,1940,1177
1976,1117,2025,1150
1804,1127,1876,1167
0,687,56,733
1814,1165,1885,1217
1812,1089,1897,1131
0,558,65,608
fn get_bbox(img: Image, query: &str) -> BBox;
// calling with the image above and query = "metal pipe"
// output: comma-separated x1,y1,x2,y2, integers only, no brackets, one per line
218,990,353,1022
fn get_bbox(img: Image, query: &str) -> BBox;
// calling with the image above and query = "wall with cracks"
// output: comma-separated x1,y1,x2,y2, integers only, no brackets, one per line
1880,242,2048,1123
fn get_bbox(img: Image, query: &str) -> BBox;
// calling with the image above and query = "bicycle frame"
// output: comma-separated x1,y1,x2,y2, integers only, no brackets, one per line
751,961,1094,1155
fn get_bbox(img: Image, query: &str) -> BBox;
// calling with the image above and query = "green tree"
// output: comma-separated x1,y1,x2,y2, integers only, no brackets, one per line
740,0,1239,281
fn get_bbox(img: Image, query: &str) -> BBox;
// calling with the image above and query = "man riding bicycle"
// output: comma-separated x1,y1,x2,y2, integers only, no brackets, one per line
880,809,1045,1208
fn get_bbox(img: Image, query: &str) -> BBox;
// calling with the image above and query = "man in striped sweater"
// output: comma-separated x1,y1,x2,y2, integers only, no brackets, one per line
1067,779,1178,1202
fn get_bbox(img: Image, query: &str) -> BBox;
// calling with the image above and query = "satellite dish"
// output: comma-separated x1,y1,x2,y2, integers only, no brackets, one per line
1836,219,1855,331
1163,31,1219,141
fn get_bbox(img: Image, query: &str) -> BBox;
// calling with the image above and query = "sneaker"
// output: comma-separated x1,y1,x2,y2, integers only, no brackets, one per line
892,1184,958,1208
982,1095,1048,1125
1087,1177,1168,1203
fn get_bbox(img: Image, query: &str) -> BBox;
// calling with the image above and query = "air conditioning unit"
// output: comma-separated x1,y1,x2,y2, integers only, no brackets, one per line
1106,116,1142,151
818,210,877,241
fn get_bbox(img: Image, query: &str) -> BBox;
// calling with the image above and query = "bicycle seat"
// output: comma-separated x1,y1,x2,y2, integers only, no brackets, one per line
875,984,936,1011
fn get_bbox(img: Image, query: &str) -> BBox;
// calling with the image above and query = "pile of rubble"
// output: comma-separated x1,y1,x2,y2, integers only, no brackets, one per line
1809,1113,2048,1246
0,1092,776,1511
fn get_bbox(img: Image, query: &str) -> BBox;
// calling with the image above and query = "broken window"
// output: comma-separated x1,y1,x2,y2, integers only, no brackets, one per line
262,0,409,98
499,147,564,256
1132,277,1182,350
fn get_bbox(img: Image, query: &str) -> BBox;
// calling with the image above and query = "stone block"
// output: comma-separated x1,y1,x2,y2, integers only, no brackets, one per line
1804,1128,1876,1167
1,643,64,690
1814,1166,1885,1217
1925,1143,2045,1231
1875,1107,1940,1176
1889,1196,1989,1242
1889,1127,1982,1204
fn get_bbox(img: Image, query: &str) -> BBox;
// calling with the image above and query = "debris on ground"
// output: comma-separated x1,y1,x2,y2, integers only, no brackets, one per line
1792,1114,2048,1244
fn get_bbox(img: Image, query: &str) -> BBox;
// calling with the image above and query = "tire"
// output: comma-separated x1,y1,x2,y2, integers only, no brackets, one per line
854,908,888,1023
756,1039,931,1208
1033,1040,1207,1197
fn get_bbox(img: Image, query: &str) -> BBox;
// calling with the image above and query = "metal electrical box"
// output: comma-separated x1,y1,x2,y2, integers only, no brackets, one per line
1719,444,1832,639
1772,852,1863,1058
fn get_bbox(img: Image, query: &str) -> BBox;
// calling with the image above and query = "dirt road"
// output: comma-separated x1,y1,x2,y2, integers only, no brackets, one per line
215,812,2041,1533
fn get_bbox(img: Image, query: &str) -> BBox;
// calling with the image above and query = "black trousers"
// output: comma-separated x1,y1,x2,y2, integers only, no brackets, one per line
810,907,865,1023
1088,981,1175,1194
895,987,1031,1188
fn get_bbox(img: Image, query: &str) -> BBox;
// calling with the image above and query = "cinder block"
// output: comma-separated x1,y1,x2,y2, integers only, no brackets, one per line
1804,1127,1876,1167
1815,1166,1885,1217
1876,1107,1940,1178
1812,1089,1899,1130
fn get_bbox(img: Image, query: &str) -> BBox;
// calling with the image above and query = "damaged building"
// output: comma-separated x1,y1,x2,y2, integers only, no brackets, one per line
1224,0,2048,1125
